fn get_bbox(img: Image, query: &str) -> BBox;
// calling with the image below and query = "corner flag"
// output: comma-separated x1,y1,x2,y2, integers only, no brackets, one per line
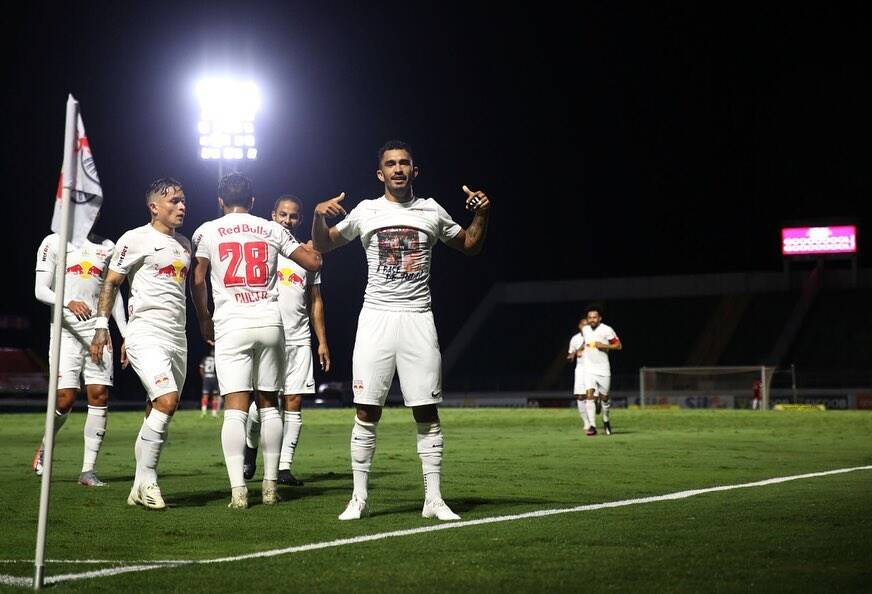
50,98,103,246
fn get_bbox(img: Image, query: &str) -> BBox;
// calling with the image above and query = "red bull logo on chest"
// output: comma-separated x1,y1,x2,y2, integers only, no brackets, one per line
155,260,189,284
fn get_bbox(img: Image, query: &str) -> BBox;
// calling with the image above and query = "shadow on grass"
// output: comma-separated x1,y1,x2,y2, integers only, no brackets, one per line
372,496,555,518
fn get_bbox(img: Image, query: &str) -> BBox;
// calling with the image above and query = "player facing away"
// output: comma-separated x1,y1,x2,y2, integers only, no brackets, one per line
313,139,491,521
199,348,221,417
243,195,331,487
567,317,592,432
191,174,322,509
581,304,622,436
90,178,191,509
33,228,128,486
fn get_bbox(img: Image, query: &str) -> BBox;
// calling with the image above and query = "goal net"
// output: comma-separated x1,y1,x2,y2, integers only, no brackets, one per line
639,366,775,409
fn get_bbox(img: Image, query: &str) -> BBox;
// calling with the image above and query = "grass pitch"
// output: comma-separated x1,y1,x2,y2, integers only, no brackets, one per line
0,408,870,592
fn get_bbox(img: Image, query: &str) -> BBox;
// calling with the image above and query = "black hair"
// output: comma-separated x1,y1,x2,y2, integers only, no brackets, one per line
218,173,254,208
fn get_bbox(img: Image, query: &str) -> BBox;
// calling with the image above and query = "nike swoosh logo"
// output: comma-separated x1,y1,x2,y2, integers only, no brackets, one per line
305,381,314,387
431,391,441,398
154,247,166,251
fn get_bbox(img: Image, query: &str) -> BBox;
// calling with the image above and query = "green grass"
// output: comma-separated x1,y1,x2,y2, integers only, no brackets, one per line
1,408,871,592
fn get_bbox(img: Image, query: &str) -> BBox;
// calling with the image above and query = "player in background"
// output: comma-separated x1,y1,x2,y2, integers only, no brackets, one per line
313,139,491,521
199,348,221,417
191,174,321,509
33,227,128,486
243,195,331,486
90,178,191,509
566,317,592,432
581,304,622,436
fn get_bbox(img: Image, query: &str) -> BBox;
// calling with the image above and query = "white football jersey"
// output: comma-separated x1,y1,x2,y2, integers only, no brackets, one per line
581,323,619,375
276,253,321,346
35,234,114,332
192,212,302,337
335,196,461,311
568,332,585,371
110,224,191,345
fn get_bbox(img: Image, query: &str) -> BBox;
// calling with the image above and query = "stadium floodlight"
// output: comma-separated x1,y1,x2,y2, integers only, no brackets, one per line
196,78,260,171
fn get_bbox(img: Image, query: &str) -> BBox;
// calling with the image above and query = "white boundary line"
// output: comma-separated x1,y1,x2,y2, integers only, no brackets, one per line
2,465,869,588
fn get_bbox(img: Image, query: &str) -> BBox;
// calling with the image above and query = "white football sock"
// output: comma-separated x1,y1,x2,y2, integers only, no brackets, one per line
222,409,248,488
576,399,590,429
417,422,445,502
586,400,597,429
245,401,261,449
43,409,69,444
601,399,611,423
350,418,377,501
259,407,282,481
137,410,170,484
279,411,302,471
81,405,107,472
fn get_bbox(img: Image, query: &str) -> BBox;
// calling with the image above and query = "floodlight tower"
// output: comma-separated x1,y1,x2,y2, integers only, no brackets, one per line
197,79,260,180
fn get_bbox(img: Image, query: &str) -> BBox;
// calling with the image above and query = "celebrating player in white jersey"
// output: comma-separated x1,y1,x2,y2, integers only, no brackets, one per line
567,317,592,431
90,178,191,509
313,140,491,521
32,231,128,486
581,304,622,436
243,195,331,487
191,174,322,509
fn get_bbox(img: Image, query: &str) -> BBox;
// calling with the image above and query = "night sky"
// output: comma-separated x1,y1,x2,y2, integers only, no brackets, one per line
3,3,869,392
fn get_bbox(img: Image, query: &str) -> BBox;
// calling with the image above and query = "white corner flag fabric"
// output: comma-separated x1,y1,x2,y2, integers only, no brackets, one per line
50,102,102,247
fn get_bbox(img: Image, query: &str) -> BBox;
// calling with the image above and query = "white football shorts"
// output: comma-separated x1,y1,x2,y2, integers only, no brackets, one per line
584,372,611,396
283,343,315,395
352,308,442,407
215,326,285,395
125,336,187,401
51,327,113,390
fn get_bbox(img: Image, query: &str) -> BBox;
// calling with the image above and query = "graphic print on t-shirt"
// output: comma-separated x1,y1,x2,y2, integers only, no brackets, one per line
376,227,426,281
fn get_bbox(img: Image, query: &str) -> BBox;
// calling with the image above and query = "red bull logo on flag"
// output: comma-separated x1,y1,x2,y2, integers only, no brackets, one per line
154,260,189,284
277,267,304,287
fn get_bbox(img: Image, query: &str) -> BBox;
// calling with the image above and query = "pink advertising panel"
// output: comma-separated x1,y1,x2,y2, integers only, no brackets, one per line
781,225,857,256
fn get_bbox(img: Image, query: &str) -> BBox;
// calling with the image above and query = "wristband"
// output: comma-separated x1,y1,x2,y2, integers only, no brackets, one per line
94,316,110,330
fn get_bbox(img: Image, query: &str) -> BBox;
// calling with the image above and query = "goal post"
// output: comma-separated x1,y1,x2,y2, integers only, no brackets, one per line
639,366,775,410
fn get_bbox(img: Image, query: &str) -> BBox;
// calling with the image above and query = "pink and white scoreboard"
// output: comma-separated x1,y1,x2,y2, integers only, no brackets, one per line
781,225,857,256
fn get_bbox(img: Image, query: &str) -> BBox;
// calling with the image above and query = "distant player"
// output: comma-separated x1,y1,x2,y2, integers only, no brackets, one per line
567,317,592,432
313,139,491,521
90,178,191,509
33,228,128,486
191,174,321,509
199,349,221,417
581,304,621,436
243,195,331,487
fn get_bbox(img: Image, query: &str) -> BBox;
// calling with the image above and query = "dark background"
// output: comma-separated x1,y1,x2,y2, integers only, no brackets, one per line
3,2,869,398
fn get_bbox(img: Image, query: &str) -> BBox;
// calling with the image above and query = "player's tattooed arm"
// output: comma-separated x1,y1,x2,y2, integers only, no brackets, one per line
447,185,491,256
90,270,126,363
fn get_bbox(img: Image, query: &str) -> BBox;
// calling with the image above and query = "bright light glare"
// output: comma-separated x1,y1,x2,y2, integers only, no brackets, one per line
197,78,259,160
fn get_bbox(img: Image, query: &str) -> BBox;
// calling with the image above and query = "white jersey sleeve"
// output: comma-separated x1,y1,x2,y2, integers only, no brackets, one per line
435,202,462,243
335,204,363,241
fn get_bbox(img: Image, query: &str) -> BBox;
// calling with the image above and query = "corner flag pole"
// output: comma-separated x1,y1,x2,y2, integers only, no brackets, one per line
34,94,79,590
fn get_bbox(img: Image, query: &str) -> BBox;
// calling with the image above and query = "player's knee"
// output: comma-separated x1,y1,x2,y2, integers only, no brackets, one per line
56,388,79,412
412,404,439,423
356,404,382,423
86,386,109,407
152,393,179,416
284,395,303,412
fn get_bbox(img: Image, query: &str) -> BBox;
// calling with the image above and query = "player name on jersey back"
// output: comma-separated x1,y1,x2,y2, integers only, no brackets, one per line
193,212,301,336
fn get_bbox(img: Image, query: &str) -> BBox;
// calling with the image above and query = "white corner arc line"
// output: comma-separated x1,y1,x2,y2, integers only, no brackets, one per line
1,465,869,588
